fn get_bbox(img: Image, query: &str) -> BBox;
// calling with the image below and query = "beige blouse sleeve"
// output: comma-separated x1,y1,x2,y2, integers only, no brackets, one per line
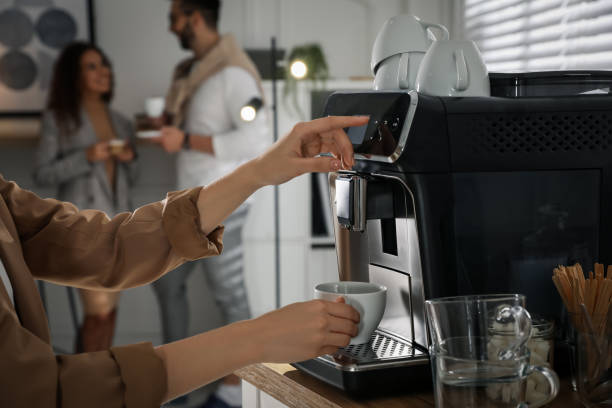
0,178,223,290
0,297,167,407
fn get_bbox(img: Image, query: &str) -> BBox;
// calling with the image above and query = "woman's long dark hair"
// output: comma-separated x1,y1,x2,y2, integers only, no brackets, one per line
47,42,114,135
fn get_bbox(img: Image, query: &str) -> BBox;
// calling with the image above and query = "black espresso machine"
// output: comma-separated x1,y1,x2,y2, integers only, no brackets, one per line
293,72,612,396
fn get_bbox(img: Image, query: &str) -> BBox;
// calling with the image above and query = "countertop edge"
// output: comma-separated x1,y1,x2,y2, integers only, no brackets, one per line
235,363,342,408
235,363,582,408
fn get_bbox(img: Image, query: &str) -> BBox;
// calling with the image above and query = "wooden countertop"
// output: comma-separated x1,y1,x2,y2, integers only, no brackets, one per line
235,363,582,408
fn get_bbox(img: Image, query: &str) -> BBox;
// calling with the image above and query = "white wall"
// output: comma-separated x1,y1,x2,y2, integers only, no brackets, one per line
223,0,456,77
229,0,406,80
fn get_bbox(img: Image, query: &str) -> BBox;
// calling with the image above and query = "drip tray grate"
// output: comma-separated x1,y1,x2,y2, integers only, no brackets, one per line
320,330,428,368
344,332,413,359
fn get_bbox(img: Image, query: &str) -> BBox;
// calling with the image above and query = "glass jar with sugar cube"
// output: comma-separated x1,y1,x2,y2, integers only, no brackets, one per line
489,316,555,407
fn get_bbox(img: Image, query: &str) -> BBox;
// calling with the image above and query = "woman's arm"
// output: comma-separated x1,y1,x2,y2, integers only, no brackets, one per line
156,299,359,402
1,178,222,290
197,116,365,234
8,115,365,289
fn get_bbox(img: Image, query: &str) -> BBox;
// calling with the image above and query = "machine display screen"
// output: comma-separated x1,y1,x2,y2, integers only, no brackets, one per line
324,92,412,156
347,122,369,146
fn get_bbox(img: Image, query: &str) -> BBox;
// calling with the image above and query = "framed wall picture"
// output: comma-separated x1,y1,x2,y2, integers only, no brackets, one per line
0,0,94,117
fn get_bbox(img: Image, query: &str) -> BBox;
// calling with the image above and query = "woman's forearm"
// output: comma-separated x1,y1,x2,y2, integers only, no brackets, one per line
195,116,367,234
153,299,360,403
155,320,263,403
197,159,262,235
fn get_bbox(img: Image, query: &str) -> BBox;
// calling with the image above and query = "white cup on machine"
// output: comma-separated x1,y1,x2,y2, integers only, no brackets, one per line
315,281,387,345
145,97,165,118
415,40,490,97
371,14,449,91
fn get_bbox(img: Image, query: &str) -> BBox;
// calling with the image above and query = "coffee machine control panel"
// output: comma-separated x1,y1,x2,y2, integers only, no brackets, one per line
324,91,416,162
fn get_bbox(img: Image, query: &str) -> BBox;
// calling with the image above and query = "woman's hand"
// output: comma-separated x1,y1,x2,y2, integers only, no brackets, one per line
251,298,360,363
251,116,369,187
155,297,359,402
86,142,111,162
114,146,135,163
195,116,369,235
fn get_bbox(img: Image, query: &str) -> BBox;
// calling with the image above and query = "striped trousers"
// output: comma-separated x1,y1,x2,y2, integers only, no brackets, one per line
152,206,251,342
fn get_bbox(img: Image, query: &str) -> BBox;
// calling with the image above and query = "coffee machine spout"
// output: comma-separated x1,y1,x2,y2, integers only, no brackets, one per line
331,173,370,282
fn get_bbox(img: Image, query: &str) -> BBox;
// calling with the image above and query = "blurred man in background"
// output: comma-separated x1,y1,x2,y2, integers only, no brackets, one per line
151,1,269,407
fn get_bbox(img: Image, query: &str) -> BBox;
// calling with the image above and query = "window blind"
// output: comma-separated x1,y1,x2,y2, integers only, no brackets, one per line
464,0,612,72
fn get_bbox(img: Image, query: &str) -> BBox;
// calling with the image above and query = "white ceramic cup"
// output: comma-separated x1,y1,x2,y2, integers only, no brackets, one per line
373,52,427,91
371,14,449,90
415,40,490,97
314,281,387,345
145,97,165,118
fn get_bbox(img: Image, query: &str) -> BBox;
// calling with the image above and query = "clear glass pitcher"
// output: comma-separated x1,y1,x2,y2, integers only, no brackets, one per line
425,294,560,407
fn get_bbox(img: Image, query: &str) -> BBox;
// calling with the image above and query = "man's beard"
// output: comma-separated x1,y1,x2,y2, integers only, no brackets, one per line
178,22,194,50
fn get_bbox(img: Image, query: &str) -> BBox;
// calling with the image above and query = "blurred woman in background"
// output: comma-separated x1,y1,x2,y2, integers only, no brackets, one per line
34,42,137,352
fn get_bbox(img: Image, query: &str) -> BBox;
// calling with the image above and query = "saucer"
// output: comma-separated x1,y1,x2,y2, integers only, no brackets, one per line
136,130,161,139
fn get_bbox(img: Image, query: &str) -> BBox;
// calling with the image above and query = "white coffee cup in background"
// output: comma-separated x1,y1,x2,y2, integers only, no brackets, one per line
371,14,449,91
314,281,387,345
415,40,490,97
109,139,126,155
374,52,427,91
145,97,165,118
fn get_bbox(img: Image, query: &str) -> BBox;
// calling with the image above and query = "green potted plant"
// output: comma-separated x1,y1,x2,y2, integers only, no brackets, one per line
284,43,329,119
